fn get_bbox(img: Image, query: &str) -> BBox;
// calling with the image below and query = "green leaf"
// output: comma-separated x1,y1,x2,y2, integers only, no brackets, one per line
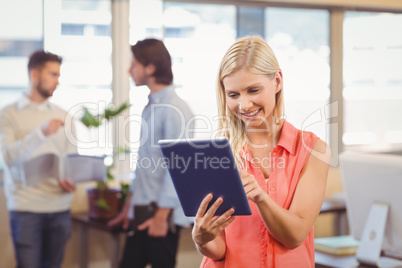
96,181,108,190
104,102,131,120
106,166,114,181
118,146,131,154
95,197,111,211
119,182,130,203
80,108,102,128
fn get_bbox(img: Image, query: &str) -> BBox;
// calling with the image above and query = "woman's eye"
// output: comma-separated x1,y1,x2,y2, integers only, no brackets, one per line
227,93,238,98
249,89,259,93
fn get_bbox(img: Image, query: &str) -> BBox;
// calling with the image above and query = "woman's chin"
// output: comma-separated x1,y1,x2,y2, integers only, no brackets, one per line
244,119,270,130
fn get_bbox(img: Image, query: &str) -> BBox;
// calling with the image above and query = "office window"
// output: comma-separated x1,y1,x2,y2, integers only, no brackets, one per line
128,2,331,170
61,24,86,35
45,0,113,156
0,40,43,57
162,2,236,132
265,8,330,144
237,6,265,38
0,0,44,170
129,0,236,164
343,12,402,152
61,23,110,36
128,0,164,157
0,0,43,104
0,0,112,159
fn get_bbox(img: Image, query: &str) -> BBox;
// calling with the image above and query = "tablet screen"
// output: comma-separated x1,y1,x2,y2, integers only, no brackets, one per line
158,137,252,216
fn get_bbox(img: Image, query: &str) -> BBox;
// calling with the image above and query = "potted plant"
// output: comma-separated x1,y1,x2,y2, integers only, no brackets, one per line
80,101,131,220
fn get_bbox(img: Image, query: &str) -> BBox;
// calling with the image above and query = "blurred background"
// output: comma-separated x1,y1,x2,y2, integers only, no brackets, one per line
1,0,401,169
0,0,401,267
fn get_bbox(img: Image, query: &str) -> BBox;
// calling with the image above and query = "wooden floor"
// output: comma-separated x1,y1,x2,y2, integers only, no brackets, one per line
176,227,204,268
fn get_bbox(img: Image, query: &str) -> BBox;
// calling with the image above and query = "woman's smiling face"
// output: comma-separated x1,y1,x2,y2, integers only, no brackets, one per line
223,68,282,130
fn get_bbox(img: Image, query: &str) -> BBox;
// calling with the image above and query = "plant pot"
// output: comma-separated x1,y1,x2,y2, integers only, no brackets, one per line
87,188,120,221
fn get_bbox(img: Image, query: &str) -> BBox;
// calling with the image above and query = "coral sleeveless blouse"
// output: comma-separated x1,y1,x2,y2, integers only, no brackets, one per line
200,121,319,268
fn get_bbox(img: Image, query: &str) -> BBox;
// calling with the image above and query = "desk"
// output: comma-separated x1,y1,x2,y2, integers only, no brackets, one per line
315,251,377,268
317,200,364,267
320,198,346,214
72,213,126,268
320,198,348,235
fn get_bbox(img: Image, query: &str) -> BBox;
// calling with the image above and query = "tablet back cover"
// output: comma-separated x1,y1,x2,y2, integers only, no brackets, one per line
159,137,251,216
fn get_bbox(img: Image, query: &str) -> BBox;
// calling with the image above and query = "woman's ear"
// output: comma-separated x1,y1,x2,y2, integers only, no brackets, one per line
275,69,283,93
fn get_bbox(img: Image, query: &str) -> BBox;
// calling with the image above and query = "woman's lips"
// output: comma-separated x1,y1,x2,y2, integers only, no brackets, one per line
241,109,261,119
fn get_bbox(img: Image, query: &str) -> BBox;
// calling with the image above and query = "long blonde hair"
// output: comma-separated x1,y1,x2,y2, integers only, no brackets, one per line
216,36,285,166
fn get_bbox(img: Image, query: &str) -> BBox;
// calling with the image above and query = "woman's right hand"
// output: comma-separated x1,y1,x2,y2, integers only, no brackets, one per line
192,194,236,249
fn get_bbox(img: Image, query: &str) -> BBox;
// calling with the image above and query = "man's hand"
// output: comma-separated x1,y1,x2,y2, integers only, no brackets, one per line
57,178,76,192
137,208,172,237
41,119,64,136
108,192,133,230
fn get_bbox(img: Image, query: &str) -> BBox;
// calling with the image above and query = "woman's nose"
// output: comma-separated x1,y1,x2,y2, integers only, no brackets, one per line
239,96,252,112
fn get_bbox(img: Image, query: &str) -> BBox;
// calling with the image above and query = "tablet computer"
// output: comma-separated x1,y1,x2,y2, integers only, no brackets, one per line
158,137,251,217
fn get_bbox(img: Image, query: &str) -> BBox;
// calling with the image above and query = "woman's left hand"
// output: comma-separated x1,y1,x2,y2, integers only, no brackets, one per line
239,168,266,203
192,194,235,248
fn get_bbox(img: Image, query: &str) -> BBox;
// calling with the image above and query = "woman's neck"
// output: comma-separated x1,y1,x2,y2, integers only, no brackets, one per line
246,121,282,149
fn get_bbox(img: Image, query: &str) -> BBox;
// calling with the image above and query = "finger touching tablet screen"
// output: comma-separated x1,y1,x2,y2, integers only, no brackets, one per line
158,137,252,217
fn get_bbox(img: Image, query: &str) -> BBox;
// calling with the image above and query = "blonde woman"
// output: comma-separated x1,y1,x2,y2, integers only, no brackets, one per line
192,36,331,267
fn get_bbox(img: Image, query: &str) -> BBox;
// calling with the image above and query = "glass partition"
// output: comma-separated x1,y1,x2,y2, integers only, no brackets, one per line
0,0,43,108
266,8,330,144
129,0,236,169
343,12,402,152
45,0,113,156
0,0,44,170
